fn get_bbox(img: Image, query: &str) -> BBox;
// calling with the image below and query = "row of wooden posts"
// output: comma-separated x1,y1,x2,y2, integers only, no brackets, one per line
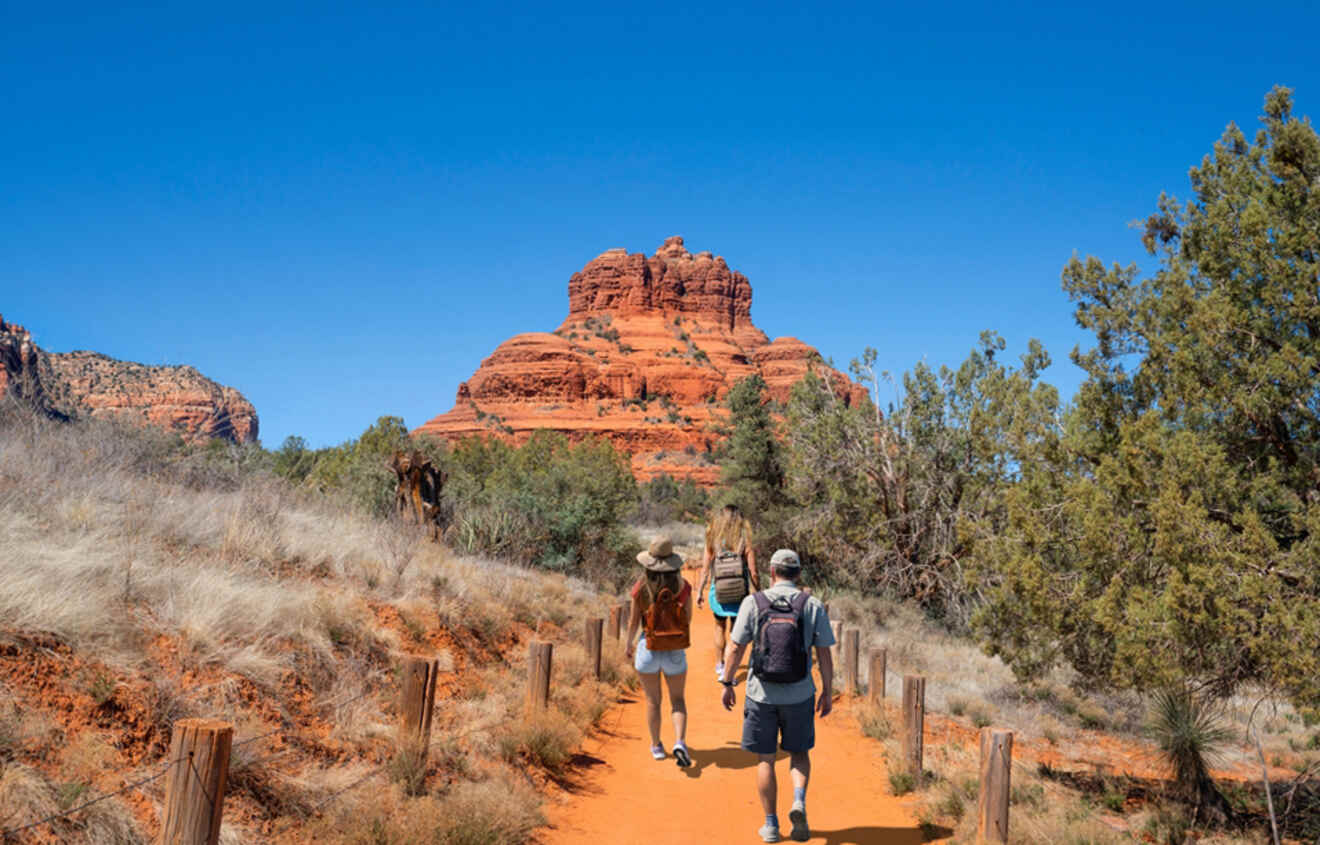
153,602,1011,844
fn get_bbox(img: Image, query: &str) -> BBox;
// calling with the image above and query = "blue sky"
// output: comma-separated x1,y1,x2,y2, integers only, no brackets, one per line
4,1,1317,447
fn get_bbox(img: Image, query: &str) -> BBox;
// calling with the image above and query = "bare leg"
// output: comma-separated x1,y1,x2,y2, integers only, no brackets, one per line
757,754,778,814
663,671,688,746
638,671,663,747
713,615,728,666
790,751,810,794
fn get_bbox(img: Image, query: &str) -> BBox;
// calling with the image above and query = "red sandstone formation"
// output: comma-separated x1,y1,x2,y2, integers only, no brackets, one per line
415,237,868,483
0,314,259,444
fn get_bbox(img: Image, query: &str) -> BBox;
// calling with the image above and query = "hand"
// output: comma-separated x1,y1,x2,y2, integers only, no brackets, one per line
721,684,736,711
816,689,833,718
625,643,635,659
696,594,706,609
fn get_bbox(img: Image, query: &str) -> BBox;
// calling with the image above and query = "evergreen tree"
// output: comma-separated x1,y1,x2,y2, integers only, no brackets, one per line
974,87,1320,711
717,374,787,517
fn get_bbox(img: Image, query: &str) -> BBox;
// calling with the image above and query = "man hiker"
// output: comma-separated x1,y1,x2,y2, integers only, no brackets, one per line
719,549,834,843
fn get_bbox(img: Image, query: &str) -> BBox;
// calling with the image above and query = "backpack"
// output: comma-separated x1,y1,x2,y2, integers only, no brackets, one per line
713,550,748,606
644,586,690,651
750,591,810,683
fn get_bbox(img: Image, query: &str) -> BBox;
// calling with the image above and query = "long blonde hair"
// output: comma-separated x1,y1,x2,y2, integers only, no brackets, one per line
706,504,752,556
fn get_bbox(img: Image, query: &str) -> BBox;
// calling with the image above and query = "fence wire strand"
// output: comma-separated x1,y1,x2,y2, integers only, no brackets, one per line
0,758,177,838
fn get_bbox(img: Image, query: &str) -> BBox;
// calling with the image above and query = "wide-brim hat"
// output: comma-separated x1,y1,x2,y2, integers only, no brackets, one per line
637,536,684,572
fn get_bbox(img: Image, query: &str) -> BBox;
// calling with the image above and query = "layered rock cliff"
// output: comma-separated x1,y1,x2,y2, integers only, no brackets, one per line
0,315,259,444
415,237,867,483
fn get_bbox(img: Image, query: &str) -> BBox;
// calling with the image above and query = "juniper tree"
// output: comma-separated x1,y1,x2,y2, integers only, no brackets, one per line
974,87,1320,713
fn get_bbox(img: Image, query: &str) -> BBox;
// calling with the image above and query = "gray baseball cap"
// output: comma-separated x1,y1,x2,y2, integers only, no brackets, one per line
769,548,801,571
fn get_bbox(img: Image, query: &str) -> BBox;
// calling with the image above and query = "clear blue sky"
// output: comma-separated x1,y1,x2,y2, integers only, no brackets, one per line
5,1,1317,447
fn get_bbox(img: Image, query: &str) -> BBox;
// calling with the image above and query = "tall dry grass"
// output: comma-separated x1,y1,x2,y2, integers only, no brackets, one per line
0,408,629,842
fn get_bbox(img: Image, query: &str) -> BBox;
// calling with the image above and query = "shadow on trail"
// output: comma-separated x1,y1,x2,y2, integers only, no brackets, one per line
811,825,952,845
681,741,788,777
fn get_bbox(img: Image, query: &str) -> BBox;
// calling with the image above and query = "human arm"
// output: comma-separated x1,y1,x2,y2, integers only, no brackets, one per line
695,548,711,608
720,595,755,709
624,592,642,658
745,546,759,591
813,645,834,716
682,583,694,627
720,639,750,710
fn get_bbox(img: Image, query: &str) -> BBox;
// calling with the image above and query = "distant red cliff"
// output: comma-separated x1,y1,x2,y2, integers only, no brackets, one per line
414,237,867,483
0,314,258,444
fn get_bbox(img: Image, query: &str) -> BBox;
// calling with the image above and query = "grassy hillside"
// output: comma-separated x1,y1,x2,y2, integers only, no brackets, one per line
0,407,630,843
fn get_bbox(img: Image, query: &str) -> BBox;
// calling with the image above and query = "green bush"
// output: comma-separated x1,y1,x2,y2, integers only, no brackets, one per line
445,431,639,586
637,473,709,524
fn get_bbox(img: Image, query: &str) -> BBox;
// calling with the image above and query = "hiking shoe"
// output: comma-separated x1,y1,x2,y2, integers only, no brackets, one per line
673,744,692,768
789,802,809,841
650,744,666,760
758,823,782,843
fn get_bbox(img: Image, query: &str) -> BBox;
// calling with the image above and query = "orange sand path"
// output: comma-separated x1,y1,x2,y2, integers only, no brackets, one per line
538,617,931,844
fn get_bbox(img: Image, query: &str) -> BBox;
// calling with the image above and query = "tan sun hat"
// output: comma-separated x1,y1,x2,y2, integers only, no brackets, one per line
637,536,684,572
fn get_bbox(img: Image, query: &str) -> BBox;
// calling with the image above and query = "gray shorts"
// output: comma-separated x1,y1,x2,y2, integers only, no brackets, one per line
741,696,815,754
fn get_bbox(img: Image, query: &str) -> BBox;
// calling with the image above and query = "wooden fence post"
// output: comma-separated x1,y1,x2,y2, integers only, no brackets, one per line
585,617,604,680
830,620,843,664
527,641,553,711
159,719,232,845
902,676,925,776
868,648,887,703
398,655,439,758
607,605,622,640
976,728,1014,844
843,629,860,695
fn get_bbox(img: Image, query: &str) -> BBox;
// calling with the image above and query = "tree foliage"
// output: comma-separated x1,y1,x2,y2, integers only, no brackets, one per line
784,336,1061,624
717,374,788,516
974,87,1320,709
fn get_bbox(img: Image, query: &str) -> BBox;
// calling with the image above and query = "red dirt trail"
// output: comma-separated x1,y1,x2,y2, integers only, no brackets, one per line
538,614,934,844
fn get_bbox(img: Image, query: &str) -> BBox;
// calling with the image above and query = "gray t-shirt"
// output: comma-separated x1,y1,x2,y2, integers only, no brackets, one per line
730,581,834,705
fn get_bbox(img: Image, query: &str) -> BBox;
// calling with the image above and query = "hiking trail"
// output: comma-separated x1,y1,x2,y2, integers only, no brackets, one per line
538,576,939,845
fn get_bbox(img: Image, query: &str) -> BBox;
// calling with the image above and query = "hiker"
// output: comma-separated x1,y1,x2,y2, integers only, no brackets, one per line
719,549,834,843
695,503,759,681
625,536,694,768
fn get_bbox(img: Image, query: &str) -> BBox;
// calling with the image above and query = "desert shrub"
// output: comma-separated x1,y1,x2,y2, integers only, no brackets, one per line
857,701,893,740
889,770,916,795
636,473,709,524
1149,689,1234,814
444,431,639,586
495,709,583,773
433,778,543,845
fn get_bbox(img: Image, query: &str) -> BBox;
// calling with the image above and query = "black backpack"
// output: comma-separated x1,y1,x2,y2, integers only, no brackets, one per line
750,591,810,684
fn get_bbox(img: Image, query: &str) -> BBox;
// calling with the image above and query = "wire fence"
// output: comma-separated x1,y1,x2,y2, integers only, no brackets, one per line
0,758,178,839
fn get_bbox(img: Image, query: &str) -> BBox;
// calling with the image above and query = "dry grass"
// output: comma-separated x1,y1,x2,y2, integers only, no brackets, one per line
0,411,631,842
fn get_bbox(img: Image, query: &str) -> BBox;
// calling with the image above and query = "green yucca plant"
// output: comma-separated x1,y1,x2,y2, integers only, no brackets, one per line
1149,688,1235,821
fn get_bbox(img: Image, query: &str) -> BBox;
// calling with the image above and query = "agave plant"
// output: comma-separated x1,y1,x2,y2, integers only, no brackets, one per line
1149,688,1235,821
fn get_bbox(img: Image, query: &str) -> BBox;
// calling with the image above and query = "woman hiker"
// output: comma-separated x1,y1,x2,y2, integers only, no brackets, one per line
625,535,694,767
696,503,759,681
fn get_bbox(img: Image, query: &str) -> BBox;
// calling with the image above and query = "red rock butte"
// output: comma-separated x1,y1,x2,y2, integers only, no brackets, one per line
0,314,258,444
414,237,868,484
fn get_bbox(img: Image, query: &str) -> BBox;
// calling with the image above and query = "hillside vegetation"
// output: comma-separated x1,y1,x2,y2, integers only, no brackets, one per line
0,406,631,843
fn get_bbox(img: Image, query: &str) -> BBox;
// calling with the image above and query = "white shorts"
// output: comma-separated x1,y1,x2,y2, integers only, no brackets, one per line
634,635,687,676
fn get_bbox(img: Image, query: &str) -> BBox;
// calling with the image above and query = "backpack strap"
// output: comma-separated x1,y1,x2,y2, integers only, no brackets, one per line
752,591,770,613
789,591,810,614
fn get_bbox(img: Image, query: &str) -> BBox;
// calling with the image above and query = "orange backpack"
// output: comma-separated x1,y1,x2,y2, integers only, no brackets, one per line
645,586,690,651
